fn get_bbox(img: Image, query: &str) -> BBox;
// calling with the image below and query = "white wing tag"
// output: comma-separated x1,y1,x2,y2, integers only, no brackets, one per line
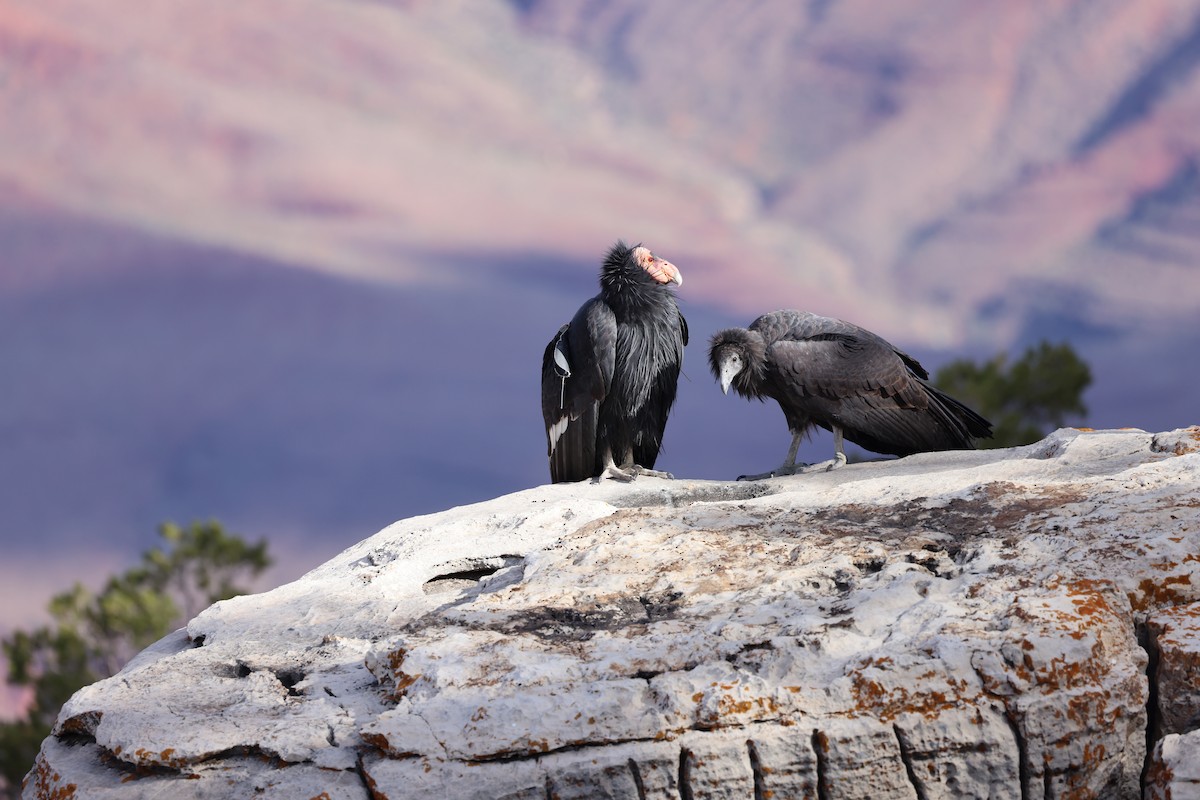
552,331,571,409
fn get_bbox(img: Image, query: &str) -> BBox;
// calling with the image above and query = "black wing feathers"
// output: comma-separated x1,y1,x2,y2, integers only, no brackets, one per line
541,301,618,483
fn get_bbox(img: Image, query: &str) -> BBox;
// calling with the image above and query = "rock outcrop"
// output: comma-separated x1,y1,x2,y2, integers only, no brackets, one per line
25,427,1200,799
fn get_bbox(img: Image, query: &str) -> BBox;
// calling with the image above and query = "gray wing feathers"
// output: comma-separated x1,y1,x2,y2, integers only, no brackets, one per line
767,337,927,409
755,309,986,455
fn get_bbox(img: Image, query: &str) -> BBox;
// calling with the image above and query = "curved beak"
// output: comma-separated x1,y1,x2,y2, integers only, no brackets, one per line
718,360,740,395
661,259,683,286
640,249,683,286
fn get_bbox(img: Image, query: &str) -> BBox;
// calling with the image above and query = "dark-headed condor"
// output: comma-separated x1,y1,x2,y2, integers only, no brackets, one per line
541,242,688,482
709,310,991,479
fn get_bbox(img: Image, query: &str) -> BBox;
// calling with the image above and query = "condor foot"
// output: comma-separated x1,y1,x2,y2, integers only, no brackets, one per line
599,464,675,482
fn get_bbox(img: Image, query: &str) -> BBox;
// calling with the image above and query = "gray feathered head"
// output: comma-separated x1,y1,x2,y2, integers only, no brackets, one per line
708,327,767,399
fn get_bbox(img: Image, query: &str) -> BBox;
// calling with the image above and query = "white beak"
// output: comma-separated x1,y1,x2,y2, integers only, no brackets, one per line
718,360,741,395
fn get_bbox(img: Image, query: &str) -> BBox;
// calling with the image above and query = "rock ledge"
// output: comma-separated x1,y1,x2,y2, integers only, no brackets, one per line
26,427,1200,799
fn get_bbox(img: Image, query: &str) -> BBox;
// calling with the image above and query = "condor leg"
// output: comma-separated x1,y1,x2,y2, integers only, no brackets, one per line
738,430,806,480
802,425,848,473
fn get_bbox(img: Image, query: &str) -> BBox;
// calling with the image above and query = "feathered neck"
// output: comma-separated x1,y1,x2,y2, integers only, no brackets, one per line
599,241,671,316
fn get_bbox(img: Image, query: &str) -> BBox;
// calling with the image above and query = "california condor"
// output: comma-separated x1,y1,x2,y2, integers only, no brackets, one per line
709,310,991,479
541,242,688,482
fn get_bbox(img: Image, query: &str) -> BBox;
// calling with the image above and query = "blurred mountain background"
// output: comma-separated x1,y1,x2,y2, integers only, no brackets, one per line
3,0,1200,715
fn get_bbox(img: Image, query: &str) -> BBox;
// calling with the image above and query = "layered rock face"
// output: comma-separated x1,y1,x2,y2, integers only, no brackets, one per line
25,427,1200,799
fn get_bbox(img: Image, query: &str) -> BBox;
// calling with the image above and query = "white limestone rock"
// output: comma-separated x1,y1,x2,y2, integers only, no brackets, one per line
1148,601,1200,738
1146,731,1200,799
24,427,1200,799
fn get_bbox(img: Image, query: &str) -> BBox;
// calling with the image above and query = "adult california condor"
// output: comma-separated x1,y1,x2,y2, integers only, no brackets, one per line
709,310,992,479
541,242,688,482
